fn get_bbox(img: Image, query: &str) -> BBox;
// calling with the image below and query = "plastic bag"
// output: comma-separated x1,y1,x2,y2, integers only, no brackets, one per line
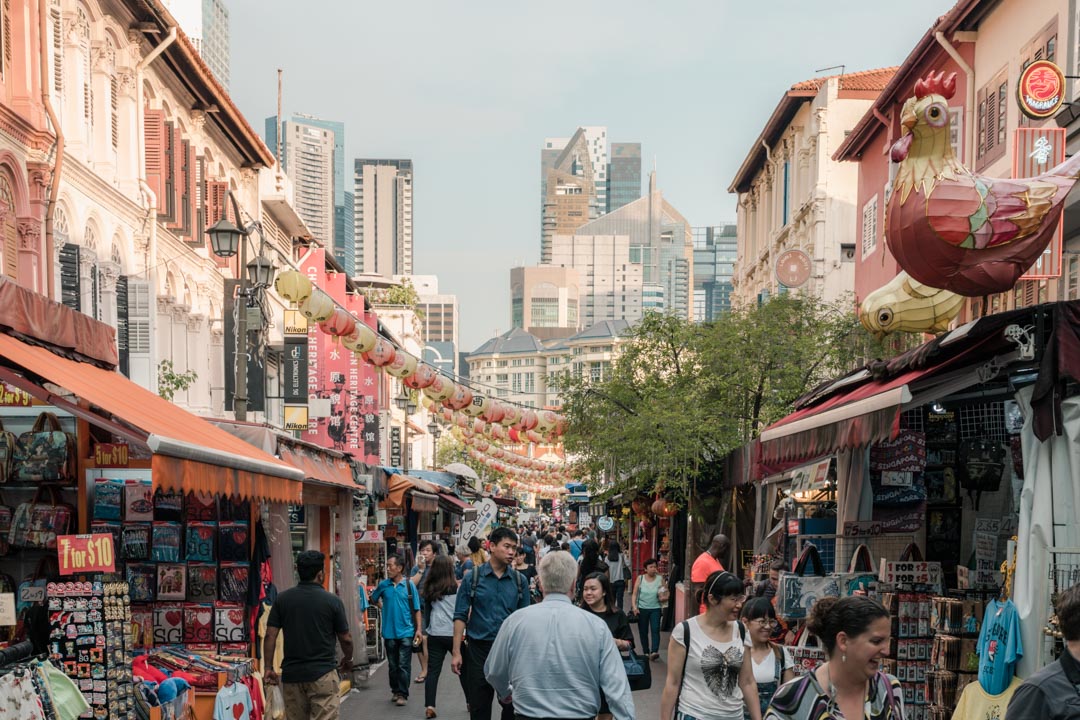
267,684,285,720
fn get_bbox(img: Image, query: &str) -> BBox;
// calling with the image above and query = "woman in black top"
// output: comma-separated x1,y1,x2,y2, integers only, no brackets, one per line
580,571,635,720
576,539,608,598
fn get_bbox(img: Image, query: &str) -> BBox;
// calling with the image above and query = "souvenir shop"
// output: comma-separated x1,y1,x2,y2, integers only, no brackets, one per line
0,282,306,720
748,301,1080,720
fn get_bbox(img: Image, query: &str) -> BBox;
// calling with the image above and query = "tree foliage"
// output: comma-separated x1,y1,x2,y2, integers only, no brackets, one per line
157,360,198,402
561,296,889,499
435,434,507,484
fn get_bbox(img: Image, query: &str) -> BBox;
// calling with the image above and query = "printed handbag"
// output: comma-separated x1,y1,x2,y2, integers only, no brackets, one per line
0,418,16,482
776,544,840,621
92,478,123,521
840,543,878,597
12,411,75,482
623,647,652,691
8,485,74,549
785,629,827,676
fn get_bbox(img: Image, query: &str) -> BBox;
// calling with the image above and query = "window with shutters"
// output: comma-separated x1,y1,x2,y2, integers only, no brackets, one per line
127,279,151,355
861,194,878,258
116,274,129,376
1021,19,1058,126
144,110,167,209
0,174,15,281
976,66,1008,170
58,244,80,311
77,8,91,148
163,122,177,223
49,1,62,105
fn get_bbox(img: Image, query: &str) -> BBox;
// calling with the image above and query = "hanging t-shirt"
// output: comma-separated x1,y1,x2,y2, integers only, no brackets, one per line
213,682,253,720
952,675,1020,720
673,617,751,720
977,599,1023,696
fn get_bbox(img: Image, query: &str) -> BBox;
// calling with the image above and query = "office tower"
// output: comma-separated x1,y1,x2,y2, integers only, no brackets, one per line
162,0,230,88
548,234,643,328
541,129,597,263
693,225,738,322
354,159,413,278
403,275,459,375
266,116,352,269
572,171,693,321
607,142,641,213
510,266,581,340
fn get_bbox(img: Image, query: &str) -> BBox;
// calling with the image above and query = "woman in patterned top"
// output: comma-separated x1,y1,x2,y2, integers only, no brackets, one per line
660,570,761,720
764,596,902,720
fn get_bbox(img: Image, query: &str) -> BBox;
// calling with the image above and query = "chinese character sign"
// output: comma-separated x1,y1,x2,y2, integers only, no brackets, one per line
1015,127,1065,280
299,248,381,463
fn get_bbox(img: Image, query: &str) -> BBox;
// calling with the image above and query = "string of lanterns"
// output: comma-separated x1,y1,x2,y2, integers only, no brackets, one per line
276,270,568,442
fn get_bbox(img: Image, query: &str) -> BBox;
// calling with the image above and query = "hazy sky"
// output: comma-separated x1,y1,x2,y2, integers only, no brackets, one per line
228,0,955,352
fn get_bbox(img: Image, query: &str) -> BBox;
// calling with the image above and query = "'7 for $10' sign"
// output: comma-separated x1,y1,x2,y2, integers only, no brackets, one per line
57,534,116,574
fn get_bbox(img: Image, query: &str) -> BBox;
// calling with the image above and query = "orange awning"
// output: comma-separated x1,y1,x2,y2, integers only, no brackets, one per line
385,473,441,509
0,333,303,503
279,444,357,489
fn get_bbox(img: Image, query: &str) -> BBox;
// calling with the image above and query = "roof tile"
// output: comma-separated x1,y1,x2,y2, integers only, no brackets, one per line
790,67,898,93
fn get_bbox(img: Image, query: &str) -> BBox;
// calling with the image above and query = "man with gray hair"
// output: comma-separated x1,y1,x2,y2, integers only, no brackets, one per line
484,551,634,720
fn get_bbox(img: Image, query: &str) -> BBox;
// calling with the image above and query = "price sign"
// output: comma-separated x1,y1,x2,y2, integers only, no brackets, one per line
57,534,116,575
843,521,883,537
0,594,14,625
94,442,129,468
355,530,384,542
879,560,943,593
18,585,45,604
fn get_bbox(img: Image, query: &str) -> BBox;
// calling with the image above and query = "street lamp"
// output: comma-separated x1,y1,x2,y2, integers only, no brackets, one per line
395,386,413,471
206,191,277,422
427,420,441,469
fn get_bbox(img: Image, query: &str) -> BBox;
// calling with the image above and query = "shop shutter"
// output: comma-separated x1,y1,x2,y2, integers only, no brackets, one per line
58,244,80,311
144,110,167,210
180,141,195,240
127,279,151,353
205,180,230,269
116,274,130,377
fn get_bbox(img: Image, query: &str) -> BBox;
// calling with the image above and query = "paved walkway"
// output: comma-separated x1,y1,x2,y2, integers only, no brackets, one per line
343,626,670,719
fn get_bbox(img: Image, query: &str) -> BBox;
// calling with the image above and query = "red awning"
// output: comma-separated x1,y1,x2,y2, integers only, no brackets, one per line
279,444,356,490
437,491,473,515
0,332,303,503
491,496,518,508
410,491,439,513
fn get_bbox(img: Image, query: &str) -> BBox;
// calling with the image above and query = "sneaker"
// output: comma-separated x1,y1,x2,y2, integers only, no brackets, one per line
425,708,437,718
395,697,408,707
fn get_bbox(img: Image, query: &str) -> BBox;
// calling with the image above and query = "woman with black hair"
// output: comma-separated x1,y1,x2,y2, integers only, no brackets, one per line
576,539,608,598
580,571,635,720
660,570,760,720
740,598,795,719
764,596,901,720
420,555,461,719
606,540,629,611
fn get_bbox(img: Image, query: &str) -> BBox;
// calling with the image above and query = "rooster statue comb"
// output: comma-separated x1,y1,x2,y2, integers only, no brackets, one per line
886,69,1080,296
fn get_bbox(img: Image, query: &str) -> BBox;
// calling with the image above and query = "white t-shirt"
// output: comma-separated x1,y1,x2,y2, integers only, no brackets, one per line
673,617,752,720
750,645,793,684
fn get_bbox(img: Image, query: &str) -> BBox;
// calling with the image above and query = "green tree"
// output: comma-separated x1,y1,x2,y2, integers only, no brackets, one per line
157,360,198,402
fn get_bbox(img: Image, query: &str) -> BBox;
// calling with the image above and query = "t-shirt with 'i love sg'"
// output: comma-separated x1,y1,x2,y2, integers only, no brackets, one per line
213,681,253,720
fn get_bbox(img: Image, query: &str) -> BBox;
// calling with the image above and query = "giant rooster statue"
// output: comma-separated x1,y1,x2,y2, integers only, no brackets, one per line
886,71,1080,296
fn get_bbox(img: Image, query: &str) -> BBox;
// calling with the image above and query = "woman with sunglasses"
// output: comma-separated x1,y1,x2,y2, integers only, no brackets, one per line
764,596,902,720
740,598,795,719
660,570,761,720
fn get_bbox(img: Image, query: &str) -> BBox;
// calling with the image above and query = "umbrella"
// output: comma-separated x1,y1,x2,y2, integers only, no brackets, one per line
444,462,479,482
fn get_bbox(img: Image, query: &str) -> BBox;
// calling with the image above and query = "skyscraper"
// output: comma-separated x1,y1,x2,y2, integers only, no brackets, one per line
355,159,413,278
548,234,643,328
162,0,230,88
693,225,737,322
265,115,354,274
607,142,641,213
510,266,581,340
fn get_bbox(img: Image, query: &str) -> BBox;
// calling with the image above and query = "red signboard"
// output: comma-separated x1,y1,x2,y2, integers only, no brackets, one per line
1017,60,1065,120
1015,127,1065,279
93,443,129,468
300,248,381,463
0,382,33,407
57,534,116,575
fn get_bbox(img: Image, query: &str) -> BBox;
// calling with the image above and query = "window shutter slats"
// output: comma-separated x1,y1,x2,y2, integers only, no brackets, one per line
116,274,129,376
59,244,80,311
127,279,151,354
144,110,167,209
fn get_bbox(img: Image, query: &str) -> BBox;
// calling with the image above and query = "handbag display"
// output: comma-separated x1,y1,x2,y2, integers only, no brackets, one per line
8,486,74,549
11,411,75,482
776,545,840,620
0,418,16,482
623,647,652,691
840,543,878,597
785,629,827,676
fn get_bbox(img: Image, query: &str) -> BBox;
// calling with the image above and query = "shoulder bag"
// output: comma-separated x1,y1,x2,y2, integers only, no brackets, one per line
0,418,16,482
776,544,840,620
623,646,651,691
12,411,75,483
672,620,691,718
8,485,74,549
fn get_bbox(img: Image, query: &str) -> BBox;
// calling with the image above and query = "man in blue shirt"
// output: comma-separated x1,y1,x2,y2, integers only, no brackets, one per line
370,553,422,706
485,551,633,720
451,527,529,720
568,530,585,560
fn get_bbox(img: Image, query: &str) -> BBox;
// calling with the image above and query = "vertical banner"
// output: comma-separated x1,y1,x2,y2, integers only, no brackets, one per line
390,426,402,467
1015,127,1065,279
283,309,308,431
299,249,381,462
223,279,266,412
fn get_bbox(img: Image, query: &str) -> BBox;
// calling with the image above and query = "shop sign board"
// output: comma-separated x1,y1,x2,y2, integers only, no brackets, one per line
287,505,305,525
0,382,33,406
93,443,129,468
223,279,266,413
879,560,942,593
283,310,308,336
1016,126,1065,279
390,427,402,467
597,516,614,532
283,337,308,404
461,499,498,541
57,534,116,575
775,249,812,288
355,530,383,542
578,509,592,527
1017,60,1065,119
283,405,309,431
843,521,883,537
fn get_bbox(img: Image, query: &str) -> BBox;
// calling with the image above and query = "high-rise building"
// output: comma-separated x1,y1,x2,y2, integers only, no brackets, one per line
402,275,459,375
355,159,413,278
510,266,581,340
265,116,349,269
607,142,641,213
693,225,737,322
572,172,694,321
162,0,230,88
549,234,643,328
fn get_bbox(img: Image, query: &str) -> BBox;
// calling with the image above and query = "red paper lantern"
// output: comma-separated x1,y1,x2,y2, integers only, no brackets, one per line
651,496,680,517
404,363,437,389
363,338,396,367
482,402,506,424
444,383,474,411
318,308,357,337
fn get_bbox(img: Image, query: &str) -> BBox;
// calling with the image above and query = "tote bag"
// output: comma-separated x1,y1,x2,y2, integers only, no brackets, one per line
776,545,840,620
